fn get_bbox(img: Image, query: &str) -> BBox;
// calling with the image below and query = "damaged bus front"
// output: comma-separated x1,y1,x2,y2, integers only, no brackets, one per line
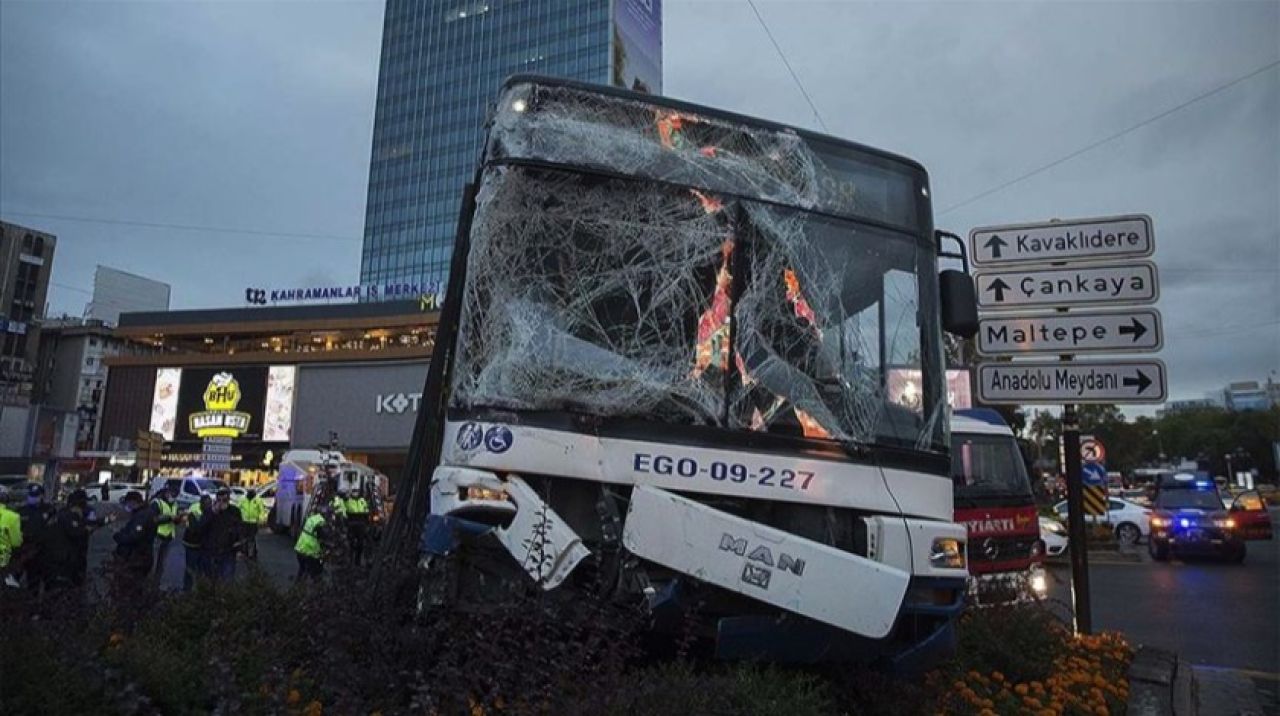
417,77,978,670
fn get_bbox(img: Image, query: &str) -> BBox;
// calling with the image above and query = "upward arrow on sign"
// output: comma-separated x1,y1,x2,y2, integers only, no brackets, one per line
987,278,1011,303
985,235,1008,259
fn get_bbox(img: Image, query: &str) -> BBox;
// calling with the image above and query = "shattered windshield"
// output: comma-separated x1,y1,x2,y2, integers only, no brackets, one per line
450,165,944,450
449,79,944,452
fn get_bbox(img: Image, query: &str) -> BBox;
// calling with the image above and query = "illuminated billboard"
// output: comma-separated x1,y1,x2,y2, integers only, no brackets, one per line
150,365,296,443
612,0,662,94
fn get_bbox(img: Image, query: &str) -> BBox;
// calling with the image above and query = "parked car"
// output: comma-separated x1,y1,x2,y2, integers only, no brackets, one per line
1054,497,1151,545
1039,517,1068,559
0,475,30,503
146,475,228,508
86,482,148,504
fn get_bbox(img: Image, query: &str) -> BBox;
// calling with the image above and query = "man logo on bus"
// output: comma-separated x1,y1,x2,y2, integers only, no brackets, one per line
457,423,483,451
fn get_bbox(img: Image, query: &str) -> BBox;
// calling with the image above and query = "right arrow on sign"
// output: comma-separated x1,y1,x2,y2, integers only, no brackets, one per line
975,309,1164,357
1122,370,1153,394
976,359,1168,404
1118,317,1147,342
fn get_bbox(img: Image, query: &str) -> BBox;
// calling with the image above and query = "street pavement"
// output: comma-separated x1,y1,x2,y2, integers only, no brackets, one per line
85,508,302,590
1046,507,1280,714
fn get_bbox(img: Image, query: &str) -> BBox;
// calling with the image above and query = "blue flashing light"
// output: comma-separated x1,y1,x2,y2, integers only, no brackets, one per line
1194,481,1212,489
1179,518,1190,528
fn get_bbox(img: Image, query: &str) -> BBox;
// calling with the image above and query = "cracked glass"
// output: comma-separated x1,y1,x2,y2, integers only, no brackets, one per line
450,80,945,451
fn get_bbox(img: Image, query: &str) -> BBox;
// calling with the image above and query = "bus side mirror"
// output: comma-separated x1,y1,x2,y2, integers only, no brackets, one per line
939,269,978,338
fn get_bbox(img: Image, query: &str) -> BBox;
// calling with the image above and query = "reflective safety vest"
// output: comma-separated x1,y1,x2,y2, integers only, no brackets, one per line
344,497,369,516
295,513,326,558
155,499,177,539
330,496,347,517
0,504,22,569
239,497,265,525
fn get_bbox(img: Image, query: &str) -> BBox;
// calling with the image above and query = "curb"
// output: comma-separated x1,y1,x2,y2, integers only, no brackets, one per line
1127,647,1196,716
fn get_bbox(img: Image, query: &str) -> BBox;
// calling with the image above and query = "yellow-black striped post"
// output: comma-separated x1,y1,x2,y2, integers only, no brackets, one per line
1083,485,1108,516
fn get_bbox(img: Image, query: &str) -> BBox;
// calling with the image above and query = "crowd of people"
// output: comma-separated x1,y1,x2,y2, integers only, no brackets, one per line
0,480,381,592
0,483,273,593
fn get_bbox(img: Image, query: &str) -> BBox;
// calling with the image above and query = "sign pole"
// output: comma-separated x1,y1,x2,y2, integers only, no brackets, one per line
1062,404,1092,634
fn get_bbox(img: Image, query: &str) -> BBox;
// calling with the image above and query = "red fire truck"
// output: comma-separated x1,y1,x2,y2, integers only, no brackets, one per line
951,408,1046,604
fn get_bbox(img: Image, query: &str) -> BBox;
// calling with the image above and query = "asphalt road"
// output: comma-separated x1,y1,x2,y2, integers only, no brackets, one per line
1046,507,1280,673
84,505,303,590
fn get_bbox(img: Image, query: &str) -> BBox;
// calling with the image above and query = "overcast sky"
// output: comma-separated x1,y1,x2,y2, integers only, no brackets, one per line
2,0,1277,405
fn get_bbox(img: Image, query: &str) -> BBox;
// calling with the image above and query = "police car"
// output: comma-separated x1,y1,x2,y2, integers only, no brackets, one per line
1148,473,1273,563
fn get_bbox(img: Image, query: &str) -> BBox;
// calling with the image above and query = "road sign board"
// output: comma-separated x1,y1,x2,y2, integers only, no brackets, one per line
970,214,1154,267
975,309,1163,357
976,359,1168,404
1082,462,1107,486
1083,485,1108,516
975,262,1158,311
1080,438,1106,464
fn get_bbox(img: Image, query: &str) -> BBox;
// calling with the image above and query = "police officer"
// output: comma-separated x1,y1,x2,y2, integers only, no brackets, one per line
181,494,212,591
0,496,23,588
201,488,244,582
113,491,160,578
331,488,348,519
344,488,371,565
18,484,56,591
43,489,102,590
237,489,266,560
294,506,330,580
151,486,179,582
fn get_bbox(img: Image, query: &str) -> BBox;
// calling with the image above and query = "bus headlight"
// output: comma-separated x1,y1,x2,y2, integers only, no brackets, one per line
463,485,509,502
930,538,966,569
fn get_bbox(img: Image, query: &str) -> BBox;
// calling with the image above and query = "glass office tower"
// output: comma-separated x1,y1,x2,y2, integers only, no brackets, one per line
360,0,663,294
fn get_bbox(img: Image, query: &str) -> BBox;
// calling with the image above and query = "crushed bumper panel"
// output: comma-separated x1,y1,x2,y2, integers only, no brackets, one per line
622,485,911,639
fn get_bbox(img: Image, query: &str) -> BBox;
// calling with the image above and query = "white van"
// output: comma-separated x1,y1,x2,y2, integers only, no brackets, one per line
148,475,229,509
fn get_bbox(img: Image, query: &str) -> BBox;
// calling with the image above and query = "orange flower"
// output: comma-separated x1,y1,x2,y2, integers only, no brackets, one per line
287,689,302,705
303,701,323,716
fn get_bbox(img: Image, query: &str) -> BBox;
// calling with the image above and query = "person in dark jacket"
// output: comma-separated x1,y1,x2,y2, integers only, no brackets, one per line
18,484,57,591
113,491,160,577
181,494,213,591
201,488,244,582
43,489,102,590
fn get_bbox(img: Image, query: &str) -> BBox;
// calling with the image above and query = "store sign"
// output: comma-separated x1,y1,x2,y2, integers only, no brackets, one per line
189,372,252,438
375,392,422,415
244,281,443,307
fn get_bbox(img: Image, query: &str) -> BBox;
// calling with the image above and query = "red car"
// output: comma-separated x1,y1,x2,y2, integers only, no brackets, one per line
1148,474,1273,563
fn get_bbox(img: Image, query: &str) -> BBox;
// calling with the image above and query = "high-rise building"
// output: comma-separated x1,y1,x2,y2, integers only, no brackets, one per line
360,0,663,292
88,265,171,327
0,220,57,404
